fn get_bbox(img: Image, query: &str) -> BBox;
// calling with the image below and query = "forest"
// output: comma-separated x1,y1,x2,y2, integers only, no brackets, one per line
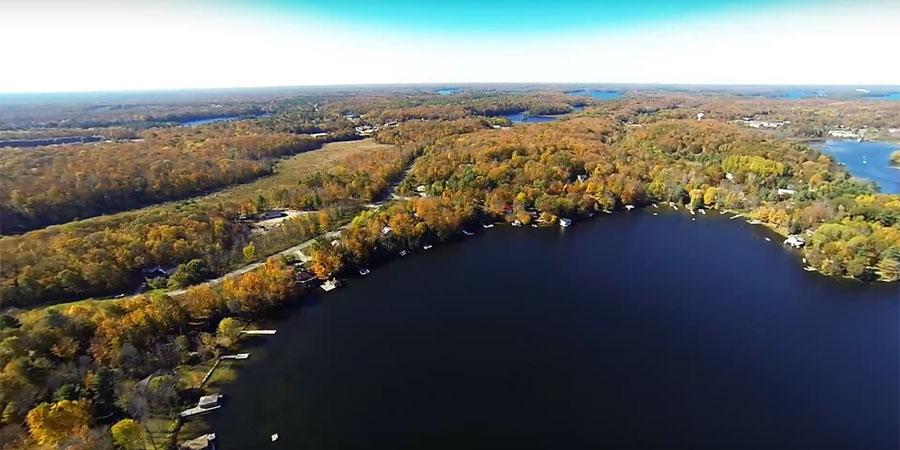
1,88,898,449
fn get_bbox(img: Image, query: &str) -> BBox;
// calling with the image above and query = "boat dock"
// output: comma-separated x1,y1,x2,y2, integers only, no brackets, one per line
220,353,250,360
240,330,277,335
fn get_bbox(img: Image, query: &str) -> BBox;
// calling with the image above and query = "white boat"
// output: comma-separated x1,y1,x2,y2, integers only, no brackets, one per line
747,220,762,225
652,203,659,208
689,209,695,215
320,278,340,291
482,223,494,229
653,212,658,216
692,217,696,221
804,266,817,272
271,434,279,442
399,250,408,256
359,268,370,276
512,220,522,227
765,237,771,242
719,211,727,215
671,204,679,210
699,209,706,215
531,223,538,227
559,218,572,227
624,205,635,211
462,230,474,236
423,244,433,250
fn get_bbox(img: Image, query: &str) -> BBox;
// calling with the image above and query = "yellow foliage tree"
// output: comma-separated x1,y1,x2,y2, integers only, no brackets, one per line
25,400,91,446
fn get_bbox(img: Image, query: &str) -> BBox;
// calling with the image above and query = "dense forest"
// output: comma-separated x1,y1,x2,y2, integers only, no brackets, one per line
1,88,898,449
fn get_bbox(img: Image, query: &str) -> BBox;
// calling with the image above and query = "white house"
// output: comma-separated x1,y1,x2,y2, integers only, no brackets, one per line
697,112,705,121
777,188,796,196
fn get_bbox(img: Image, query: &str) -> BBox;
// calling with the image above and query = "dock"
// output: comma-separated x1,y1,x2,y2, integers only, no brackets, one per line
240,330,276,335
220,353,250,360
180,405,221,418
729,214,744,220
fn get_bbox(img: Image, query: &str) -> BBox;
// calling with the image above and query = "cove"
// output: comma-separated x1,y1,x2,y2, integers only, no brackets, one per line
813,140,900,194
206,210,898,450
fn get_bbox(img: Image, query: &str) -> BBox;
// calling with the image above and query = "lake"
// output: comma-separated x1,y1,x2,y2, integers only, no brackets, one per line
437,88,458,95
566,90,621,100
206,210,898,450
813,140,900,194
504,112,557,123
865,93,900,101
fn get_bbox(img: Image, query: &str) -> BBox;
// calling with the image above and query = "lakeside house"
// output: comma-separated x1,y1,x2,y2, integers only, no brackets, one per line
181,433,216,450
784,235,806,248
294,269,318,286
828,129,859,138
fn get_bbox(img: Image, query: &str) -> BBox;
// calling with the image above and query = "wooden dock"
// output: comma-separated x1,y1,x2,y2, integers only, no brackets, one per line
220,353,250,360
240,330,276,335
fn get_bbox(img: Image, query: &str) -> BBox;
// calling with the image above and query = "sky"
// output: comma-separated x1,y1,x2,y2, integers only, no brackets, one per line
1,0,898,93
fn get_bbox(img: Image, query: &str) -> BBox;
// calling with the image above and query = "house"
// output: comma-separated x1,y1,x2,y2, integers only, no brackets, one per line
777,188,796,196
783,235,805,248
181,433,216,450
142,265,177,279
381,226,392,236
416,185,427,193
697,112,705,121
258,210,286,220
294,269,318,286
295,251,311,263
559,218,572,227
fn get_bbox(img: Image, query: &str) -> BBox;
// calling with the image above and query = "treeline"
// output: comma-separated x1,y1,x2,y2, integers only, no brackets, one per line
0,142,415,308
0,127,323,234
383,118,899,281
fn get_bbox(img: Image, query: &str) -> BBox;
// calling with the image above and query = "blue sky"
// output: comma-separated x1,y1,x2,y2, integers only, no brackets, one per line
250,0,824,33
0,0,897,92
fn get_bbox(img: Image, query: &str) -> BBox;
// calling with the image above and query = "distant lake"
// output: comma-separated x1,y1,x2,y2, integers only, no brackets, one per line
865,93,900,101
437,89,458,95
566,90,621,100
504,112,557,123
813,140,900,194
180,113,269,126
207,211,898,450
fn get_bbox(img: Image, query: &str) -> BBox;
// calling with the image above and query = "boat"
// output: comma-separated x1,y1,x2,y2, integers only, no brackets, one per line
692,217,696,221
765,237,771,242
271,434,279,442
359,268,370,276
653,212,658,216
531,223,538,228
399,250,408,256
512,220,522,227
719,211,727,215
747,219,762,225
423,244,433,250
671,204,679,211
689,209,695,215
624,204,635,211
482,223,494,229
804,266,817,272
462,229,474,236
699,208,706,215
320,278,341,291
652,203,659,208
559,218,572,227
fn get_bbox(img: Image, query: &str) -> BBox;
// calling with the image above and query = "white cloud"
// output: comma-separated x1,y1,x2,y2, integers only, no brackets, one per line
1,1,897,92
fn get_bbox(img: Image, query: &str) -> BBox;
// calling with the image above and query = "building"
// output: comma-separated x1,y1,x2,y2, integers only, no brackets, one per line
783,235,805,248
777,188,796,196
696,112,705,121
559,218,572,227
142,265,177,279
258,210,286,220
381,226,392,236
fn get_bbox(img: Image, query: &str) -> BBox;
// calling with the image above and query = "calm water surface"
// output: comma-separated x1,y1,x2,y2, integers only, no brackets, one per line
504,112,557,123
208,211,898,450
566,90,621,100
814,140,900,194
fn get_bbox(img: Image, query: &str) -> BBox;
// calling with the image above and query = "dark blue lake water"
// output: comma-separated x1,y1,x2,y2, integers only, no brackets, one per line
180,116,240,126
206,211,898,450
813,140,900,194
437,89,458,95
566,90,621,100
